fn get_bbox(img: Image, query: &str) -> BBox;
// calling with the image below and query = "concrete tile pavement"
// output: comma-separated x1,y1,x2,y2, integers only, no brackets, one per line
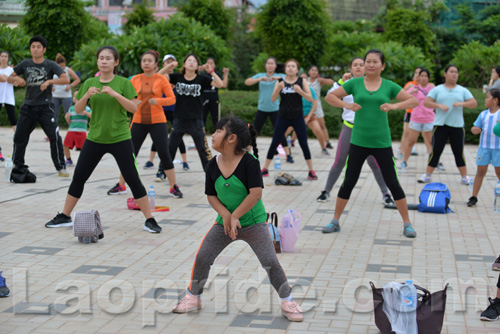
0,126,500,333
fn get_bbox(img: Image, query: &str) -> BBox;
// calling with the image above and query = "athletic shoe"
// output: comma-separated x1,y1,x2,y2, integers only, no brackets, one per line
403,224,417,238
144,217,161,233
461,176,470,185
317,190,330,202
261,168,269,177
45,212,73,228
400,161,407,169
65,158,73,167
143,161,154,169
410,147,418,156
492,255,500,271
436,162,445,171
172,293,202,313
170,184,183,198
480,298,500,321
182,162,190,170
417,173,431,184
326,142,333,149
155,171,166,182
58,169,70,177
383,193,395,205
0,271,9,297
396,152,404,160
308,171,318,180
286,155,294,163
0,151,4,162
467,196,478,207
281,300,304,322
322,219,340,233
107,183,127,195
321,148,330,156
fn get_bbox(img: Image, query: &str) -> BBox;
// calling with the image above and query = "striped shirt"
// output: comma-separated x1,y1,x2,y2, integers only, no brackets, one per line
474,109,500,149
68,106,91,132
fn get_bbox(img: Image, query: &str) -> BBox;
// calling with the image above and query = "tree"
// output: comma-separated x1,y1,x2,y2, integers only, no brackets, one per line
20,0,89,62
0,25,31,65
178,0,231,40
384,7,437,58
122,0,156,35
72,14,231,81
256,0,329,67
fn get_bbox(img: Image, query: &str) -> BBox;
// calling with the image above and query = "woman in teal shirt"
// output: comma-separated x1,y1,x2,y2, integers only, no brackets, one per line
324,49,418,238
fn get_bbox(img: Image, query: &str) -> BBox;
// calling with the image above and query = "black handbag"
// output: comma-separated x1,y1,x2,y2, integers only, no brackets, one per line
370,281,448,334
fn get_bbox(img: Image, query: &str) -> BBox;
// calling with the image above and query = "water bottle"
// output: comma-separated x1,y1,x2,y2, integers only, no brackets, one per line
494,181,500,212
4,156,13,182
400,161,407,174
399,280,418,334
148,185,156,210
287,135,292,147
468,177,474,192
274,156,282,179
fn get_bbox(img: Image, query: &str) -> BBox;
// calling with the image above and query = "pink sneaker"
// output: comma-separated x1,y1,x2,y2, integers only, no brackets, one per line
172,293,202,313
281,300,304,322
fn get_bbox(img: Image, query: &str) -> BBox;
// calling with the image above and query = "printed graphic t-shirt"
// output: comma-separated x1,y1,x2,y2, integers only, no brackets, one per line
14,59,64,106
343,77,402,148
76,76,137,144
205,153,266,227
169,73,212,119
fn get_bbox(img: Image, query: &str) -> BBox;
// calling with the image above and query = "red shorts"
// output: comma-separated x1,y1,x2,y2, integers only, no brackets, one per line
64,131,87,149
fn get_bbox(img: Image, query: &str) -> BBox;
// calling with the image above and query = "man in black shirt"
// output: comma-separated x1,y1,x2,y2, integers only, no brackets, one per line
8,36,70,178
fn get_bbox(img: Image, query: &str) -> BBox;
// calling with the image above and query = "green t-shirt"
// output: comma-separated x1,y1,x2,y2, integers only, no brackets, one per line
343,77,402,148
76,76,137,144
205,153,266,228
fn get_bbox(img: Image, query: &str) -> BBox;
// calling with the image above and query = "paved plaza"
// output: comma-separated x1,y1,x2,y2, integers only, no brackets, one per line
1,126,500,333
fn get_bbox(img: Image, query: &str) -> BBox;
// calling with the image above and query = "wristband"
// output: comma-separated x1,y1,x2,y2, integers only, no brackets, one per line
338,79,345,86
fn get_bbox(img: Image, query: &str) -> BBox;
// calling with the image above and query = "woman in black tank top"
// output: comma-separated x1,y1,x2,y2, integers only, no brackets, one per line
261,59,319,181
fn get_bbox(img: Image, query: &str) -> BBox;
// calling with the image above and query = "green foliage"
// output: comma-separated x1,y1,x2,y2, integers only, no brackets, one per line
450,41,500,88
227,7,262,91
256,0,329,68
71,14,231,81
0,25,31,65
330,19,375,34
453,4,500,46
82,15,112,42
122,0,156,35
20,0,89,62
178,0,231,40
250,52,272,77
384,8,437,57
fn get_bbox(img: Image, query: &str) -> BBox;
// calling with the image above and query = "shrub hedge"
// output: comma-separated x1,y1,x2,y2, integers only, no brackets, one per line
1,88,487,145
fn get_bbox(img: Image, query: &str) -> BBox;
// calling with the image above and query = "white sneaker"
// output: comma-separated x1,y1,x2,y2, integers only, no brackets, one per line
417,173,431,183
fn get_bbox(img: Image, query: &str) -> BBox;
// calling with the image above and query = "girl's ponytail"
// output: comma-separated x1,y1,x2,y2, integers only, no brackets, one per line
248,123,259,158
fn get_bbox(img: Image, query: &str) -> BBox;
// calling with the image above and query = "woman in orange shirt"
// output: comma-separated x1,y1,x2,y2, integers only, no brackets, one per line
107,50,183,198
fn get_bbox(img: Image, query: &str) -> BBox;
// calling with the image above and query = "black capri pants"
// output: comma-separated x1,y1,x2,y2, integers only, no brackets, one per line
131,122,173,171
68,139,147,199
254,110,288,149
1,103,17,126
338,144,405,201
428,125,466,168
266,115,310,160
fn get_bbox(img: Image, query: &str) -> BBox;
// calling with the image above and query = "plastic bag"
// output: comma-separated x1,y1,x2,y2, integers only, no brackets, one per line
382,281,417,334
279,210,301,252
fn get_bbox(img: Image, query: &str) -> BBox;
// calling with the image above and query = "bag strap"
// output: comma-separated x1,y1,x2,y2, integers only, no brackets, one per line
271,212,278,228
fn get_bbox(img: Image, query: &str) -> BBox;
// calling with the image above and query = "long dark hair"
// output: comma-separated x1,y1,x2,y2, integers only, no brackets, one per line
215,116,258,158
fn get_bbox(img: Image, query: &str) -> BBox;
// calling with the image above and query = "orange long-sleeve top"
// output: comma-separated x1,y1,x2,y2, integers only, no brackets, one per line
130,73,175,124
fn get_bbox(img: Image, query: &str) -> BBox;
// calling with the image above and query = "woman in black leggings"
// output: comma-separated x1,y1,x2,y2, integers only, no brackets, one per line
261,59,317,180
45,46,162,234
419,65,477,185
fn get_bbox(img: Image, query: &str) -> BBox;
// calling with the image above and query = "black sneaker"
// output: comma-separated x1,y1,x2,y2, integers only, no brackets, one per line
45,212,73,228
170,184,183,198
261,168,269,177
467,196,478,207
383,194,395,205
480,298,500,321
144,217,161,233
0,271,9,297
317,190,330,202
326,142,333,149
107,183,127,195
